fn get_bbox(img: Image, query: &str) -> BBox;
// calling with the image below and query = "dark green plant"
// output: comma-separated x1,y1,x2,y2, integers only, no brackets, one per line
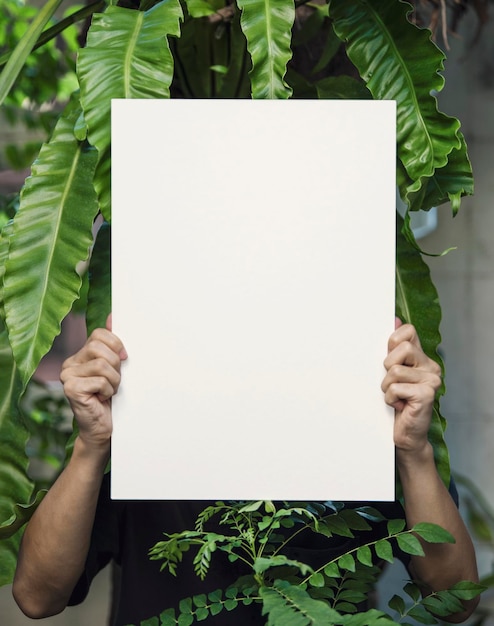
128,500,483,624
0,0,482,622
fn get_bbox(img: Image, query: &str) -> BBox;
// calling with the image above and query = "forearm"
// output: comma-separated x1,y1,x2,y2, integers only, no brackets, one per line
12,437,109,618
398,442,479,621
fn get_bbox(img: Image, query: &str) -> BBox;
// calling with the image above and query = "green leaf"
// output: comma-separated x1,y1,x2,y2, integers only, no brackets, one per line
388,594,406,615
260,579,342,625
239,500,264,512
308,572,325,588
387,519,406,535
374,539,394,564
324,562,341,578
224,598,238,611
177,614,193,626
179,597,193,614
395,215,450,489
338,554,355,572
339,509,372,532
4,98,98,386
422,592,464,617
329,0,466,209
398,134,473,213
340,608,398,625
0,0,64,106
403,582,421,602
254,555,313,576
86,221,111,335
356,545,373,567
448,580,486,601
412,522,454,544
159,608,177,626
195,606,209,621
210,602,223,616
77,0,183,218
396,533,425,557
325,514,354,538
183,0,215,18
208,589,223,603
335,601,358,613
406,605,438,625
0,312,46,584
236,0,295,99
338,589,367,604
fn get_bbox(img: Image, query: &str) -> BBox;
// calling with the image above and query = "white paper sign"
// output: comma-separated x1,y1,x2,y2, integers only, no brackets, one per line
111,99,396,501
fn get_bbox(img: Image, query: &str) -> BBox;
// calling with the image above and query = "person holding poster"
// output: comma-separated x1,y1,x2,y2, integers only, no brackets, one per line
12,318,479,624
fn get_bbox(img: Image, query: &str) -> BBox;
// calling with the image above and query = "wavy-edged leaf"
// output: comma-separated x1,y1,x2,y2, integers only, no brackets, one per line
4,98,98,386
78,0,183,219
236,0,295,99
183,0,215,18
398,134,473,214
0,311,45,584
0,0,64,106
86,221,111,335
329,0,465,207
395,215,450,488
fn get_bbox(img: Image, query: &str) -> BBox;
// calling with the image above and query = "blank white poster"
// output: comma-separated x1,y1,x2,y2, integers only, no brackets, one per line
111,99,396,501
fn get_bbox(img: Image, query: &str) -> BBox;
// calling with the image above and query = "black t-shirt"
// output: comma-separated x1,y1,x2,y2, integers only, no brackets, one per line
68,475,416,626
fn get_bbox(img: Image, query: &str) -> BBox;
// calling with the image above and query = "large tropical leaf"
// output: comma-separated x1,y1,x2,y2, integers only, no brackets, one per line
0,0,64,106
397,134,473,214
395,216,450,487
329,0,471,210
77,0,183,220
86,221,111,335
236,0,295,99
3,98,98,386
0,311,45,585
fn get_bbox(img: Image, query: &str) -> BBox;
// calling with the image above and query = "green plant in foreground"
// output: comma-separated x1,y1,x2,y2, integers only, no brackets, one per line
128,500,484,625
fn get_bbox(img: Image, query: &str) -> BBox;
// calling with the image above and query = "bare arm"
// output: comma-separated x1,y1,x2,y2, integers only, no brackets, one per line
12,321,127,618
383,322,479,623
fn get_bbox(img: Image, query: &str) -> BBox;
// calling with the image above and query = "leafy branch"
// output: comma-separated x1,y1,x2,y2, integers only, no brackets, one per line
143,501,484,625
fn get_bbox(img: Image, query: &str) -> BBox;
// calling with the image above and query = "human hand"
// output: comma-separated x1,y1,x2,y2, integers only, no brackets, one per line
60,314,127,451
382,319,442,458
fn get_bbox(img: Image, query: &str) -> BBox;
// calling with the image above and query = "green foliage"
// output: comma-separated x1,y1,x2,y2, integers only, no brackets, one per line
236,0,295,98
78,0,183,218
0,0,84,167
328,0,468,213
0,2,479,622
3,97,98,386
139,501,483,624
